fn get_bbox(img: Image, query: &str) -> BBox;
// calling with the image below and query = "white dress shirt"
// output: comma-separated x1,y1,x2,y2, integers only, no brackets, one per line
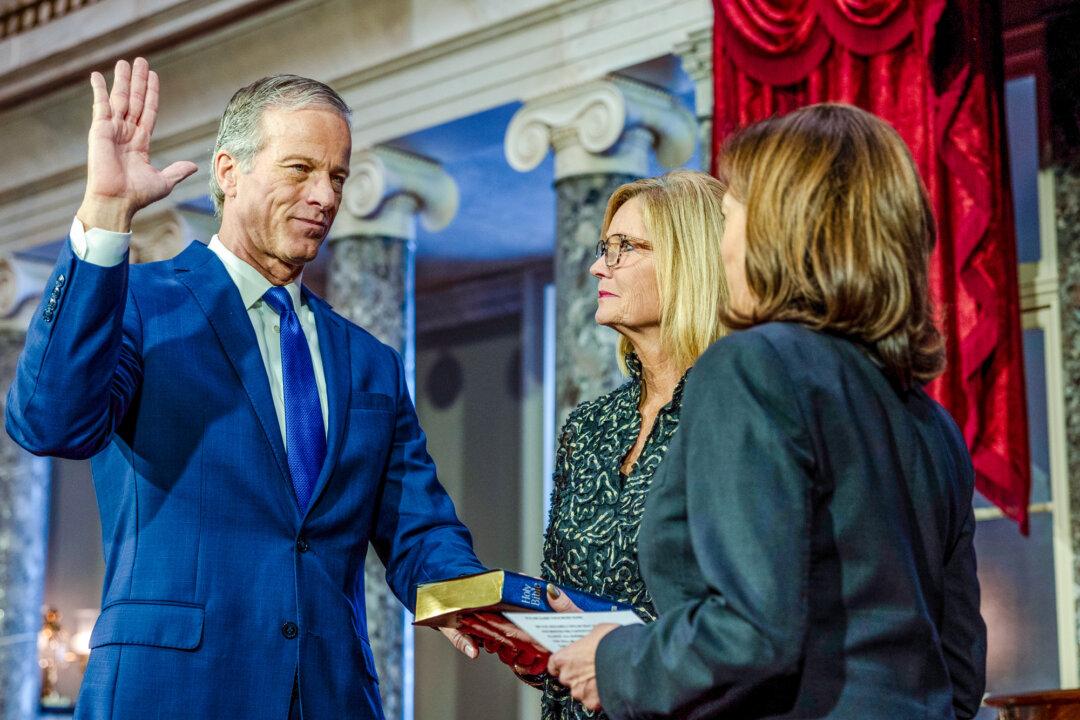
69,218,329,446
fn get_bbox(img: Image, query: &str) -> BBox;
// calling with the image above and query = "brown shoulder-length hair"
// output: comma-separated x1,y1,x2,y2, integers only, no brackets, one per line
715,103,945,388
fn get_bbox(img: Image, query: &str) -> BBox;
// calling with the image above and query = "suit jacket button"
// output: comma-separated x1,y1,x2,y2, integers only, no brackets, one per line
296,538,310,553
281,621,298,639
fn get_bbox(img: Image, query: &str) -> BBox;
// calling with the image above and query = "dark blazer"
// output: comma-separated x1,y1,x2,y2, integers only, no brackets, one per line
6,240,485,720
595,322,986,719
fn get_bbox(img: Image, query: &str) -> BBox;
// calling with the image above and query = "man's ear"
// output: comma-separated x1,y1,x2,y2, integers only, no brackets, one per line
214,150,239,201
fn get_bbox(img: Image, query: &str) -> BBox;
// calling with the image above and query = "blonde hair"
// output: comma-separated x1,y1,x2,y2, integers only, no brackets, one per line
716,103,944,388
600,170,729,377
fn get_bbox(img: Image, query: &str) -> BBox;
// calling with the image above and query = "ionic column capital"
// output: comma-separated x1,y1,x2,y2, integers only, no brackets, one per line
504,75,697,180
332,146,458,242
130,206,218,264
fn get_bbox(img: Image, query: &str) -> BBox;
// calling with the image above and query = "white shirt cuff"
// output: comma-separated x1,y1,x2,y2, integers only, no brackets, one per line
69,216,131,267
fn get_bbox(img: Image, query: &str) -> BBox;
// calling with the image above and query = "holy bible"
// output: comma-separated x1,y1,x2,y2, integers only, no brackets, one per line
413,569,632,628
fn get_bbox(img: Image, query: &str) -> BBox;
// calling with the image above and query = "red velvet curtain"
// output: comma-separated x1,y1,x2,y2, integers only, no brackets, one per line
711,0,1032,532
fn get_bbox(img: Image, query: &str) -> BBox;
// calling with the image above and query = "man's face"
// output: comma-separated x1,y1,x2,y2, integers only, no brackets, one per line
224,106,351,272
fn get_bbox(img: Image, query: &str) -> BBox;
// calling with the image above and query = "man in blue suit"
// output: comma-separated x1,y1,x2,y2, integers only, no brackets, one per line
6,57,485,719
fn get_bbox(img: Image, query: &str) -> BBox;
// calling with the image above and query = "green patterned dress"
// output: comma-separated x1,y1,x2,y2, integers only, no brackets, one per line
540,355,688,720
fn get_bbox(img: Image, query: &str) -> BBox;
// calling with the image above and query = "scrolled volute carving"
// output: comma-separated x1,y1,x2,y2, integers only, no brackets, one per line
505,81,626,172
505,76,697,179
339,146,459,240
617,78,697,169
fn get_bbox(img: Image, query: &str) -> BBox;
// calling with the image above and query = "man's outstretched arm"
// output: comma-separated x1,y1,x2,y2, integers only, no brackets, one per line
77,57,197,232
6,58,196,458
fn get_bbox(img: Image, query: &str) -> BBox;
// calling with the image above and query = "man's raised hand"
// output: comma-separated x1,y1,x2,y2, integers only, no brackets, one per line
77,58,198,232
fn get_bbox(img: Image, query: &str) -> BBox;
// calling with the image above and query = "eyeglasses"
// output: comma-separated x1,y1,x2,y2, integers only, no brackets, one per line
595,234,651,269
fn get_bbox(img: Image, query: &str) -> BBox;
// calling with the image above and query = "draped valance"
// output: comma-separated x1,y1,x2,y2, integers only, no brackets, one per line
715,0,917,85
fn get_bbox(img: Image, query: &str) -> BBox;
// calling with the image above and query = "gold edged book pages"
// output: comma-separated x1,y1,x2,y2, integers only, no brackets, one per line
413,569,632,628
414,570,540,628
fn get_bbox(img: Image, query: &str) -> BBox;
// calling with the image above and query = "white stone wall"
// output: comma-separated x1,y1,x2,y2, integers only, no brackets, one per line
0,0,710,251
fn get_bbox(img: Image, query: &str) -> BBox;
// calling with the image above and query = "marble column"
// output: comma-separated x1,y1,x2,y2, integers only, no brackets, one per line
675,25,715,166
1057,164,1080,654
328,146,457,720
0,254,51,720
1042,4,1080,671
505,76,697,426
552,171,638,420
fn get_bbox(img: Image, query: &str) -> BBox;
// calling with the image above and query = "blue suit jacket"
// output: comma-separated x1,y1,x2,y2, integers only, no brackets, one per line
6,239,485,720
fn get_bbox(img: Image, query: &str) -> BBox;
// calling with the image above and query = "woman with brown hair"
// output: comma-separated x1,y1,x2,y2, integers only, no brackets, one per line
547,103,987,719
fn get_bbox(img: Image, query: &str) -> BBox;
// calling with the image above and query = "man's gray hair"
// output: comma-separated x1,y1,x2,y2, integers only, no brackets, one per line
209,74,351,215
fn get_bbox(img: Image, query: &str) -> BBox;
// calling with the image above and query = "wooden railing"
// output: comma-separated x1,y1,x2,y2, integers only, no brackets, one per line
0,0,100,40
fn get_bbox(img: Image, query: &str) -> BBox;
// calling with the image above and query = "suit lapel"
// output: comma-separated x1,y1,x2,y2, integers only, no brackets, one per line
173,243,294,511
303,288,351,520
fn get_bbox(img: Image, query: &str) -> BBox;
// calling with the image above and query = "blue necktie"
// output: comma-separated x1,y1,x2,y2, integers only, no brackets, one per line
262,286,326,512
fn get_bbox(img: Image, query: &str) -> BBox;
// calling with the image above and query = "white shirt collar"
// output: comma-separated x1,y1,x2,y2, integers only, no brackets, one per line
207,235,304,312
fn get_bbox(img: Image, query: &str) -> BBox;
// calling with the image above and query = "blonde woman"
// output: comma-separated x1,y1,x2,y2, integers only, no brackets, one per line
549,104,986,719
465,170,728,720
